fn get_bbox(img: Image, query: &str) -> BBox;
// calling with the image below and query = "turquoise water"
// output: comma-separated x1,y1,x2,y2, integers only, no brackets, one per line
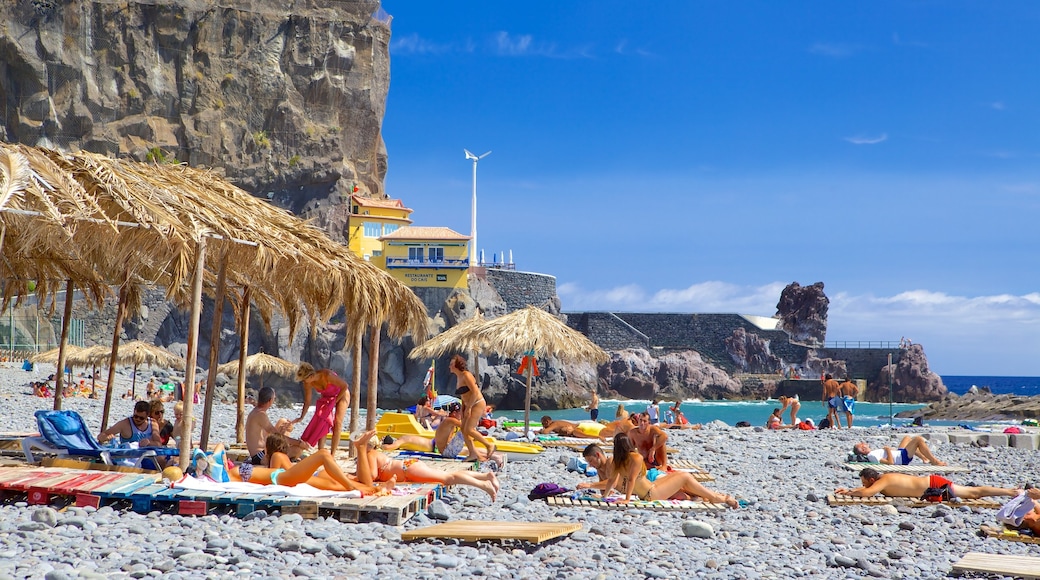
494,399,928,428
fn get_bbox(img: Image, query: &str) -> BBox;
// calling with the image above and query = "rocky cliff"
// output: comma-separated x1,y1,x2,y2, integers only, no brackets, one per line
776,281,828,345
866,344,947,402
897,387,1040,422
0,0,390,242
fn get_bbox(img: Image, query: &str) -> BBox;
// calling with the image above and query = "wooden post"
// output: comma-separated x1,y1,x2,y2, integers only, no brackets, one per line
178,238,206,469
365,324,380,430
523,363,534,438
101,275,129,431
348,327,362,438
235,286,251,444
199,252,227,450
52,280,74,411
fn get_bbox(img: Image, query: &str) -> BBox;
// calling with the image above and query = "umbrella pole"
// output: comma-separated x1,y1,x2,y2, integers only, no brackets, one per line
178,238,206,469
200,252,228,450
90,365,97,398
347,328,362,456
131,363,138,397
365,324,380,430
234,286,250,444
523,366,534,438
52,279,74,411
101,275,129,431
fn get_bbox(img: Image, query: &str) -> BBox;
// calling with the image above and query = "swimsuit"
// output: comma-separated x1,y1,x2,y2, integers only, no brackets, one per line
929,474,954,495
842,396,856,414
269,468,286,486
868,448,912,465
250,451,265,466
456,386,470,396
442,432,466,458
238,462,254,483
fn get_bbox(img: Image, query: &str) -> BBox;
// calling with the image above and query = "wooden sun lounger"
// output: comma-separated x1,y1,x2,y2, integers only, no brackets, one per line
842,463,969,474
827,494,1002,509
402,520,582,544
951,551,1040,579
979,524,1040,545
546,495,726,512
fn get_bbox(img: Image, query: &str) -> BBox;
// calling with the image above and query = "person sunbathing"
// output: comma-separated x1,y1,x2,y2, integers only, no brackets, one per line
539,416,600,439
835,467,1020,500
603,433,738,507
598,414,634,440
355,429,498,500
223,434,387,496
852,436,946,466
382,403,505,467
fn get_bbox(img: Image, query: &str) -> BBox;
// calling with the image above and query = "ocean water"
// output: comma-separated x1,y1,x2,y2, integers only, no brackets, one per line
492,376,1040,427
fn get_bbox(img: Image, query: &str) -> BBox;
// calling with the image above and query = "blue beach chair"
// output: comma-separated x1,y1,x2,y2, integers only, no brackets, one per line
22,409,178,469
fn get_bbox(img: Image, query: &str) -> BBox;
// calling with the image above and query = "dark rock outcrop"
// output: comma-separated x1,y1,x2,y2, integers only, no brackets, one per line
598,349,741,401
776,282,828,346
897,390,1040,421
724,328,781,374
866,344,947,403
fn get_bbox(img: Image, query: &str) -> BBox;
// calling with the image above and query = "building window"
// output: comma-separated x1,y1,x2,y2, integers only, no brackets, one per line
408,247,424,262
384,224,399,235
363,222,381,237
428,247,444,263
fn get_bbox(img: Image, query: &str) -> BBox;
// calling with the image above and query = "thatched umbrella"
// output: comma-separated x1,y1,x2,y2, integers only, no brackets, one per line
87,340,186,397
410,306,608,435
216,352,297,390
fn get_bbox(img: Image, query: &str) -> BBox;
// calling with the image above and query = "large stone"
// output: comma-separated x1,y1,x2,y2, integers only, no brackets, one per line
776,282,828,346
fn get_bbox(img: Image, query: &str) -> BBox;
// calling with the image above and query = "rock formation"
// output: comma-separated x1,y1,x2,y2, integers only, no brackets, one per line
0,0,390,242
724,328,781,374
776,282,828,345
598,349,742,401
866,344,947,403
897,390,1040,422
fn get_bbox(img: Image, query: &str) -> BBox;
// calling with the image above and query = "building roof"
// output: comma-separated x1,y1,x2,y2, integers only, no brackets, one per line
351,194,413,212
380,226,471,241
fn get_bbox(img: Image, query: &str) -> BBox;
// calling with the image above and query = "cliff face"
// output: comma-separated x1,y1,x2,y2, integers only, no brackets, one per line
776,281,828,345
0,0,389,241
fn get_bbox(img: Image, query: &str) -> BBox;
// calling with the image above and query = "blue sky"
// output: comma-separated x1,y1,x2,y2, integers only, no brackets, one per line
379,1,1040,376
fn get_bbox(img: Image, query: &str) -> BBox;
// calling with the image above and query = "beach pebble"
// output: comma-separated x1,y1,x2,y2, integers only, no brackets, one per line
31,507,58,528
427,500,451,521
682,520,714,539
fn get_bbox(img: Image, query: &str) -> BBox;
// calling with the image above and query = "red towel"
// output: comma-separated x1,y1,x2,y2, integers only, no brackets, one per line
300,383,341,446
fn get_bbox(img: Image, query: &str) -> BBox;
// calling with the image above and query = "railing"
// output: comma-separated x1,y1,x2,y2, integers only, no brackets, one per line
823,341,900,349
385,257,469,269
477,262,516,270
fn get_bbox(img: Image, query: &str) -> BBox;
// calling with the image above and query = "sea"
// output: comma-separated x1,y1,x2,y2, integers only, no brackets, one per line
491,375,1040,428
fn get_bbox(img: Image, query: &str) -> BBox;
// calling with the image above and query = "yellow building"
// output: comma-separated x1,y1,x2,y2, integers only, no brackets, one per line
378,226,471,289
347,195,413,261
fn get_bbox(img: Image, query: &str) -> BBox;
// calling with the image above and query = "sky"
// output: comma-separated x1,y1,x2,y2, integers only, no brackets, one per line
378,1,1040,376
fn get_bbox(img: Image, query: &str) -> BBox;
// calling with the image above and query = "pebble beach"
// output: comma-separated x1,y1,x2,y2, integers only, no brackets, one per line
1,364,1039,579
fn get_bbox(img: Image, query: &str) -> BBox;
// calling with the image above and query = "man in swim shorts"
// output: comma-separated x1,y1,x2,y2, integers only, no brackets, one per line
539,416,601,439
836,468,1019,500
629,412,669,468
822,374,841,430
246,387,307,465
839,377,858,428
852,436,947,466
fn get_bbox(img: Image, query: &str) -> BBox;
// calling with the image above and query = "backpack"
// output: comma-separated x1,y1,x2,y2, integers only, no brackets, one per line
919,484,952,503
528,483,571,501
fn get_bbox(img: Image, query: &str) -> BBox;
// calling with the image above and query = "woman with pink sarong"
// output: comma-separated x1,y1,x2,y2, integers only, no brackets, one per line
292,363,351,454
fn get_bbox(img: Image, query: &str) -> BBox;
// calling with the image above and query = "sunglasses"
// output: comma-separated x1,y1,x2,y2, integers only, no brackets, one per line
153,410,164,416
133,413,148,420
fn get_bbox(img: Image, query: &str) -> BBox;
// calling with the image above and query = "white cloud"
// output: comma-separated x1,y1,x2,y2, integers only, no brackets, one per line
809,42,860,57
844,133,888,145
390,33,460,55
493,31,593,58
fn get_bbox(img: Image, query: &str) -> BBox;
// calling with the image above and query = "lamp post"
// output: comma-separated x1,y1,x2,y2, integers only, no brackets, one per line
464,149,491,266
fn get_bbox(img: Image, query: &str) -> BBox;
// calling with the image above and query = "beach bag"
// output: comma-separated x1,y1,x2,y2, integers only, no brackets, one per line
919,484,952,503
566,456,589,474
996,493,1035,527
528,483,570,501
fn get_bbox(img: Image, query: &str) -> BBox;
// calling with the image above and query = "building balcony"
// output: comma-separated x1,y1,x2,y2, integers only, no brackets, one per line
385,257,470,269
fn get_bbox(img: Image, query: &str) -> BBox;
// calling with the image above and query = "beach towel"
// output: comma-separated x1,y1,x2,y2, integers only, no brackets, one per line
528,483,570,501
172,474,361,498
997,493,1036,528
300,382,341,446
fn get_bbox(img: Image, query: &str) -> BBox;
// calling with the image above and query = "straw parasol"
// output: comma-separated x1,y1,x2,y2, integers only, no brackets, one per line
216,352,297,390
409,306,608,435
86,340,186,397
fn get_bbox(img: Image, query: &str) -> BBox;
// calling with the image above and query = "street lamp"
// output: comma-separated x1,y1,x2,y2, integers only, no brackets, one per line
464,148,491,266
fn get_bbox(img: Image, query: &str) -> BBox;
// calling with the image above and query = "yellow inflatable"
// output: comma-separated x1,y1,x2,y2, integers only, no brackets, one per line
370,412,544,455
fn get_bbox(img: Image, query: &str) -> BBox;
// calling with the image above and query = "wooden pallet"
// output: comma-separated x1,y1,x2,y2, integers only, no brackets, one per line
828,494,892,506
546,495,726,512
951,551,1040,579
979,524,1040,545
668,459,715,482
828,494,1002,509
402,520,583,543
842,463,969,474
907,498,1002,509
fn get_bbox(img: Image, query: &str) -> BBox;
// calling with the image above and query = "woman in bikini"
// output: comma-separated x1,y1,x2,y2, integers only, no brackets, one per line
448,354,496,461
223,434,386,496
293,363,351,455
604,433,738,507
778,395,801,425
354,429,498,500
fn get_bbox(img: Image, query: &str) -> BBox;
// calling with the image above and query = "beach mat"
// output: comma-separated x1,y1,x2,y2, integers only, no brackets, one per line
979,524,1040,545
546,495,726,512
401,520,582,544
951,551,1040,579
842,463,969,474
